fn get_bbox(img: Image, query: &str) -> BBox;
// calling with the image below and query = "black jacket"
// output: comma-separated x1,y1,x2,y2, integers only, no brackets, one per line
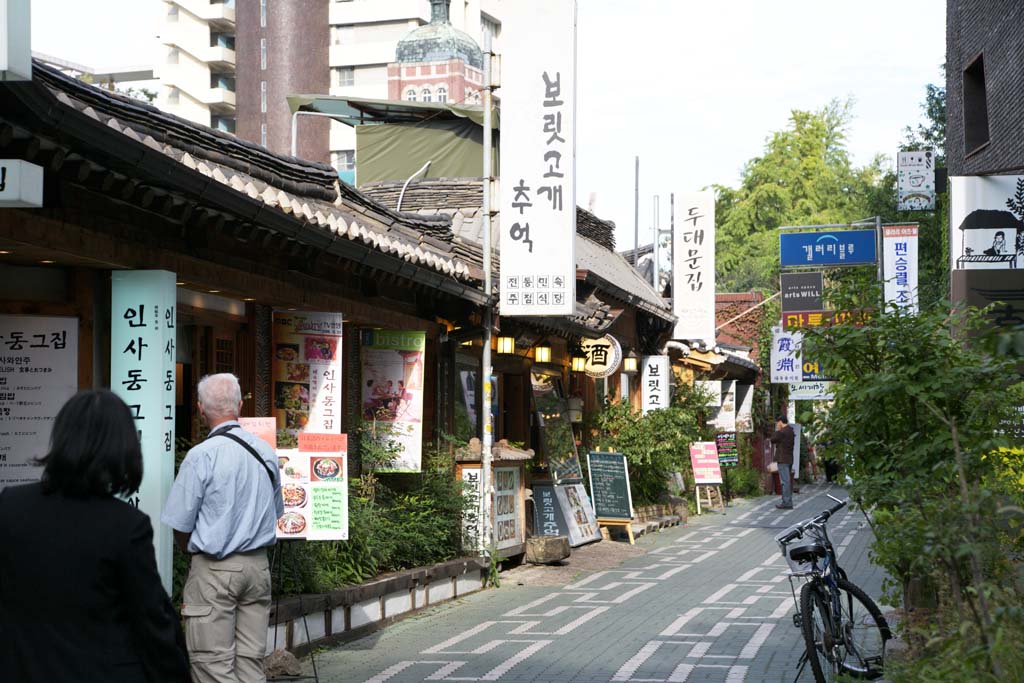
770,425,796,465
0,483,189,683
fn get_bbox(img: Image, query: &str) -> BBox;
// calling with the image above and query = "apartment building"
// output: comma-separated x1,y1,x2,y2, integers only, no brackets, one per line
157,0,237,133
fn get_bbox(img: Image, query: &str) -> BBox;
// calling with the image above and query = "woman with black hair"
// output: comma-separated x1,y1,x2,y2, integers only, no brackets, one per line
0,390,190,683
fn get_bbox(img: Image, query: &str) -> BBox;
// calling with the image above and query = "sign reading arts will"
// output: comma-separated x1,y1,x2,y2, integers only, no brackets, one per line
0,315,79,490
111,270,177,594
780,229,877,268
780,272,824,312
499,0,576,316
586,451,633,521
673,190,716,343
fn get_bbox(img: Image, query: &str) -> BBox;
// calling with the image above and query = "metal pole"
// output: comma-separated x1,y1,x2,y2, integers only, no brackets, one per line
669,193,675,309
651,195,660,288
633,156,639,268
290,110,342,158
480,33,495,556
876,215,884,307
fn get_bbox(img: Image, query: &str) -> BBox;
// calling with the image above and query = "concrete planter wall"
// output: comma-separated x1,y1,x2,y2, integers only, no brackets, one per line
266,557,487,655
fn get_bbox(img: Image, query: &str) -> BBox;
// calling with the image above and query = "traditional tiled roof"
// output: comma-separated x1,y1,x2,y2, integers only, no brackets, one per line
27,62,474,283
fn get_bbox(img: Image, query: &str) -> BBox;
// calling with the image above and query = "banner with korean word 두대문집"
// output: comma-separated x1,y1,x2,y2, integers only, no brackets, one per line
272,312,344,448
883,224,919,313
0,315,79,490
771,327,803,384
499,0,576,316
360,329,426,472
641,355,670,414
275,433,348,541
673,190,716,343
110,270,176,594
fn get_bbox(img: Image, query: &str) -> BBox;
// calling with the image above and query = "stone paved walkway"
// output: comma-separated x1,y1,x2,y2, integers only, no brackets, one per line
306,483,889,683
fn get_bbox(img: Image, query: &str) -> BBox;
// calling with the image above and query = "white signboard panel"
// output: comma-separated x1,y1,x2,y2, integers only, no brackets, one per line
897,150,936,211
950,175,1024,270
883,224,919,313
0,315,78,489
641,355,670,414
0,159,43,207
494,466,523,551
735,384,754,432
673,190,716,342
1,1,32,80
788,380,835,400
499,0,577,316
715,380,736,431
111,270,176,594
771,327,803,384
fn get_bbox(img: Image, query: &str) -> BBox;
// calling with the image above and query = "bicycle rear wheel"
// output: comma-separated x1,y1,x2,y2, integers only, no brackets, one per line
800,582,837,683
834,578,891,680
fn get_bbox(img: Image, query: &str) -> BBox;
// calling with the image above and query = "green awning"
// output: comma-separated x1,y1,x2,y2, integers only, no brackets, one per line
286,94,499,129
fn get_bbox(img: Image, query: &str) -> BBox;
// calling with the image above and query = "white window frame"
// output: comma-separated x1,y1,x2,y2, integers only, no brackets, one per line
260,0,267,28
260,39,267,70
436,86,447,103
421,87,432,103
261,81,267,113
406,89,417,102
331,150,355,172
261,123,267,147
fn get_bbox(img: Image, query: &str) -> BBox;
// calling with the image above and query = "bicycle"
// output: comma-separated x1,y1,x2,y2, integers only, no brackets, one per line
775,494,892,682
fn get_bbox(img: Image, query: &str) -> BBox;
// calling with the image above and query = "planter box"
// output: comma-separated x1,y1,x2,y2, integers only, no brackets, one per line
266,557,487,655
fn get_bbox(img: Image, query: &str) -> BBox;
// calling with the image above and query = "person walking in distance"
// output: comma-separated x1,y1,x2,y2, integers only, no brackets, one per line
770,414,795,509
163,374,284,682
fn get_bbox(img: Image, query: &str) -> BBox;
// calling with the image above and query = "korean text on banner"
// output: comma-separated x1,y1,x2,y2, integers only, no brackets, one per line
689,442,723,485
111,270,176,595
275,433,349,541
360,330,426,472
673,190,716,342
499,0,576,316
771,327,803,384
780,229,877,267
641,355,670,414
0,315,78,490
883,224,919,313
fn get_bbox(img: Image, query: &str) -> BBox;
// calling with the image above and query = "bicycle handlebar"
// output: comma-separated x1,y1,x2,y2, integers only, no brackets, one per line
778,497,848,544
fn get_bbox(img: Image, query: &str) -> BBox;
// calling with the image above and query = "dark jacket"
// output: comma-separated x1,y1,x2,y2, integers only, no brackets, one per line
0,482,189,683
770,424,796,465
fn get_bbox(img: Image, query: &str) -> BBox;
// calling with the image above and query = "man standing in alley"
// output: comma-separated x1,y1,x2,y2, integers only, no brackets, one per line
163,374,284,682
770,414,795,509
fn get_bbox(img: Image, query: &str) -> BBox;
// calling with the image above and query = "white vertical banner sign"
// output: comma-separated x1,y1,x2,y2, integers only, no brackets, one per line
716,380,736,431
771,327,803,384
111,270,177,594
735,384,753,432
500,0,576,316
883,224,919,313
641,355,670,414
673,190,716,342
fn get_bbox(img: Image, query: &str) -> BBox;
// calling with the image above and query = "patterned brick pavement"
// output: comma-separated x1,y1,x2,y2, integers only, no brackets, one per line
309,483,889,683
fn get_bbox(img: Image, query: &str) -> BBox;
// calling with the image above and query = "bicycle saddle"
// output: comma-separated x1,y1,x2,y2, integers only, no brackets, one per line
789,542,827,564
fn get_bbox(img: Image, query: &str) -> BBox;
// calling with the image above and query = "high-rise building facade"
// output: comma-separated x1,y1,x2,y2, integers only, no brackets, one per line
157,0,237,133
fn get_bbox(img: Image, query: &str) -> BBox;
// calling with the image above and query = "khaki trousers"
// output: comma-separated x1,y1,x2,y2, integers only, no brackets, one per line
182,549,272,683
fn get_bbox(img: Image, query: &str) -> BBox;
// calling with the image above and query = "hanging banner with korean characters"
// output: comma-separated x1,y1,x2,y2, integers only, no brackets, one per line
780,229,877,268
883,224,919,313
111,270,176,593
714,380,736,431
771,327,803,384
673,190,716,342
272,312,343,449
898,150,936,211
494,466,524,551
641,355,670,414
360,330,426,472
789,380,836,400
276,433,348,541
689,442,723,485
500,0,576,316
0,315,78,490
950,175,1024,270
735,384,753,432
456,463,484,552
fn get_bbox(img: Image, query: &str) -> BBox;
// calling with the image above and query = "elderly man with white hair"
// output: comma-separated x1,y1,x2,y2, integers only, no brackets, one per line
162,373,283,683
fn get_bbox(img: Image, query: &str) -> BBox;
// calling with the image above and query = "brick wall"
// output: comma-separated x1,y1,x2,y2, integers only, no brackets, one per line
715,292,766,362
947,0,1024,175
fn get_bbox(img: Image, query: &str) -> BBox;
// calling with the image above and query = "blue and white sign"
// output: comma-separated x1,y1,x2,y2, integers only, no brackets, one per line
111,270,177,594
770,327,802,384
780,229,877,268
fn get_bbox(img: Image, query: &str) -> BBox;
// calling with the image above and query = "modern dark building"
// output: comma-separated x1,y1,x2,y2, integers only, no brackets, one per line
236,0,330,163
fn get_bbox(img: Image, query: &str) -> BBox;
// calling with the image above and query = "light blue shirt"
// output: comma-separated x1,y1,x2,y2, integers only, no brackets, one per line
162,420,284,559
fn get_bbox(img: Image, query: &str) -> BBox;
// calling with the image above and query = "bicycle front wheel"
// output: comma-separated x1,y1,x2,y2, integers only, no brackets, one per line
834,578,891,680
800,582,837,683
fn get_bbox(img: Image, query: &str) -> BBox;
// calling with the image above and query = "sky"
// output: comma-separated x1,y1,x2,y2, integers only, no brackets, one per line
30,0,947,251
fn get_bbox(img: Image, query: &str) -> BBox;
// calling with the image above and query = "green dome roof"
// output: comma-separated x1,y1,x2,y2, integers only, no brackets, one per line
395,0,483,70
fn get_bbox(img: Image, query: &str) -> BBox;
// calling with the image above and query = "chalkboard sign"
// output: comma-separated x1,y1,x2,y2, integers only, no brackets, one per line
533,482,601,547
715,432,738,467
586,451,633,521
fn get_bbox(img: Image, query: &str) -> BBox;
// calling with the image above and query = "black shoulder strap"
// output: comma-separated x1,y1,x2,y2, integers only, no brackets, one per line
209,427,276,486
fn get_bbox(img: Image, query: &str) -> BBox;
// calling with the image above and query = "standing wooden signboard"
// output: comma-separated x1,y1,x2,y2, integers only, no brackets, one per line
586,450,635,544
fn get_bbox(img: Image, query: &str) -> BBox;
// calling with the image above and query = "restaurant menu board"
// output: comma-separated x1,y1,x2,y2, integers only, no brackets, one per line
0,315,78,490
690,442,723,485
360,330,426,472
272,312,344,449
533,482,601,547
276,433,348,541
494,466,524,551
586,451,633,521
715,432,738,467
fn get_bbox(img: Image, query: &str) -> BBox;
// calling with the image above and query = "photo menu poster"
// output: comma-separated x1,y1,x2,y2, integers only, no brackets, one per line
360,330,426,473
272,312,344,449
276,433,348,541
0,315,79,490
